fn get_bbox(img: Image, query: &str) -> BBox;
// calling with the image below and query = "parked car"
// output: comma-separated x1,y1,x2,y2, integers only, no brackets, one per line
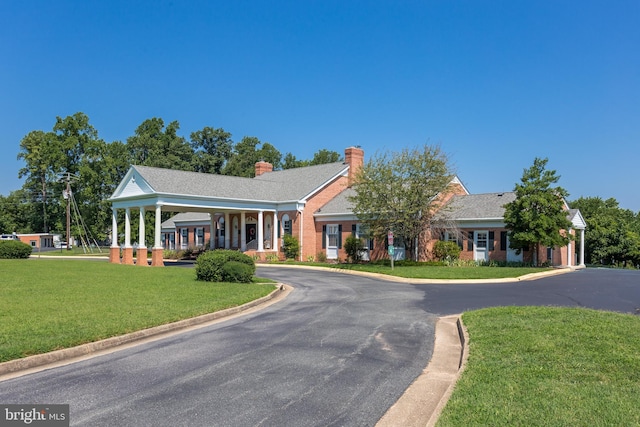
0,234,18,241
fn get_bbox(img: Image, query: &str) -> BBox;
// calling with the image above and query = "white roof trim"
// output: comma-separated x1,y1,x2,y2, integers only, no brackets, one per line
300,167,349,203
570,210,587,229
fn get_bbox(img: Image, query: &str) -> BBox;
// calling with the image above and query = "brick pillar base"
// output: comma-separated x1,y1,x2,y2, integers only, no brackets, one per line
122,247,134,265
109,247,120,264
151,248,164,267
136,247,148,266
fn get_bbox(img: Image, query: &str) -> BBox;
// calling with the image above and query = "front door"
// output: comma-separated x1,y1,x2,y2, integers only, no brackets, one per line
474,231,489,262
246,224,257,244
326,225,339,260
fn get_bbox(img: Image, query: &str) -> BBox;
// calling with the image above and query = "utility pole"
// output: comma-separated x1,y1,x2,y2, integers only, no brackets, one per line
60,172,78,251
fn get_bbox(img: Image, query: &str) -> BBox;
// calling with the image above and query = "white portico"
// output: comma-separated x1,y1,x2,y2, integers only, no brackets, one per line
108,166,296,266
108,153,356,266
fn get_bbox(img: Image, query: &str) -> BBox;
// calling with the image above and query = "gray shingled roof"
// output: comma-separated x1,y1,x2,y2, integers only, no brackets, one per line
132,162,348,202
318,190,518,220
253,162,349,200
315,188,355,215
440,192,516,219
161,212,211,228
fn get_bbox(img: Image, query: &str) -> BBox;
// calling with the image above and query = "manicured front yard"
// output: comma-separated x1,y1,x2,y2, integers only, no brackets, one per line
0,259,275,362
437,307,640,426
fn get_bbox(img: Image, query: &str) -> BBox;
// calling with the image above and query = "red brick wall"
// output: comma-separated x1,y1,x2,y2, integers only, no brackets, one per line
306,178,350,260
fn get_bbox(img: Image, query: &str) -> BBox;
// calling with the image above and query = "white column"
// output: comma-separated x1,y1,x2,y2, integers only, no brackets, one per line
209,213,215,250
154,204,162,249
139,207,146,249
241,212,247,251
111,208,118,248
224,212,230,249
567,227,572,267
579,229,586,266
272,211,279,252
125,208,132,248
258,210,264,251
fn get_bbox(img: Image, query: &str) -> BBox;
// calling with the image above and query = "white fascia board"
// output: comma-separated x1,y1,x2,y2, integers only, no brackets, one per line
110,193,281,212
571,210,587,229
450,175,471,195
453,218,506,229
275,201,306,212
315,214,358,222
109,167,135,199
300,167,349,203
109,167,155,199
173,220,211,227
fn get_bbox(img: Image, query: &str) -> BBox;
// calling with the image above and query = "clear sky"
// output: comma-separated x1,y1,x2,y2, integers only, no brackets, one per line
1,1,639,211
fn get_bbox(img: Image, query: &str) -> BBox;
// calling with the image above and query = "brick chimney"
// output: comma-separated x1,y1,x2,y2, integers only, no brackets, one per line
345,146,364,186
255,161,273,176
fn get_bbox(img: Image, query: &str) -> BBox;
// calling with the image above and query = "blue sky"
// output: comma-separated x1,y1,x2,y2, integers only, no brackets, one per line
2,1,639,211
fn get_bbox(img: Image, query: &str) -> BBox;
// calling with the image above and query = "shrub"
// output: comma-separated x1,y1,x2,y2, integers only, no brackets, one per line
282,234,299,260
221,261,254,283
344,236,365,263
195,249,255,282
0,240,33,259
433,240,461,261
317,251,327,263
265,253,280,262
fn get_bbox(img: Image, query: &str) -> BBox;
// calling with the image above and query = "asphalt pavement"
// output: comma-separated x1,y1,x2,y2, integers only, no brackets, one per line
1,266,638,426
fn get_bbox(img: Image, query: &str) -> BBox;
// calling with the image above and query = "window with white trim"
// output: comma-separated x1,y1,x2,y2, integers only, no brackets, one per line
195,227,204,247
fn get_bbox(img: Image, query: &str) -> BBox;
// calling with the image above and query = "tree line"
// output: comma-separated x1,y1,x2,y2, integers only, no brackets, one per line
1,112,342,241
2,112,639,267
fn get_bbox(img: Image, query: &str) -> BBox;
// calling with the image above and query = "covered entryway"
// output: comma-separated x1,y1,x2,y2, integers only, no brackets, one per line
108,165,283,266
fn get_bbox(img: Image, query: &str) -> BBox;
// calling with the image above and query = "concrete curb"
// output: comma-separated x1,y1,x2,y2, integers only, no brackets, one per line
0,284,292,381
258,262,577,284
376,315,469,427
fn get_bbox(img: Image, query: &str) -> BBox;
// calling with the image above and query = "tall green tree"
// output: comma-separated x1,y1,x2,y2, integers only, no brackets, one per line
53,112,101,175
17,130,62,232
282,149,342,169
310,149,342,165
570,197,640,266
127,118,194,170
349,145,453,261
223,137,282,177
0,190,39,234
504,157,573,266
190,126,233,174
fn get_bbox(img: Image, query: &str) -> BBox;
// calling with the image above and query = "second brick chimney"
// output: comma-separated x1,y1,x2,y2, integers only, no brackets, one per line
344,146,364,186
255,161,273,177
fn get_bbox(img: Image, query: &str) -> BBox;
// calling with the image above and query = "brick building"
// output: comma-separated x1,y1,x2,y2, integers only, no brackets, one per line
109,146,585,266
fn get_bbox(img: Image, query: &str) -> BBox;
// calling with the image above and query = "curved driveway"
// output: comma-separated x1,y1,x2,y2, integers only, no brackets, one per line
0,267,638,426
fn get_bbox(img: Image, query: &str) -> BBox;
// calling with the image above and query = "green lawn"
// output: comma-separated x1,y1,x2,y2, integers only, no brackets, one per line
0,259,275,362
327,263,549,279
437,307,640,426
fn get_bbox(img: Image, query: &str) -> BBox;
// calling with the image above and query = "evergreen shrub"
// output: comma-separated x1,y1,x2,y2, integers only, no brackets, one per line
195,249,255,282
0,240,33,259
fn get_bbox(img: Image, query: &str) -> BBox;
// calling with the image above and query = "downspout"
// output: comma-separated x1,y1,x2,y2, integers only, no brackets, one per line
298,208,304,261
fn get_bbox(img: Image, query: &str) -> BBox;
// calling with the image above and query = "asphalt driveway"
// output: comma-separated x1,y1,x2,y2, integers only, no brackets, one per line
0,267,638,426
0,267,439,426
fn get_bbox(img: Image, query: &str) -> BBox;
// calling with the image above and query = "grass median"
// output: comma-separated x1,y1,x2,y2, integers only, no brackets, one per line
315,263,549,279
437,306,640,426
0,259,276,363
